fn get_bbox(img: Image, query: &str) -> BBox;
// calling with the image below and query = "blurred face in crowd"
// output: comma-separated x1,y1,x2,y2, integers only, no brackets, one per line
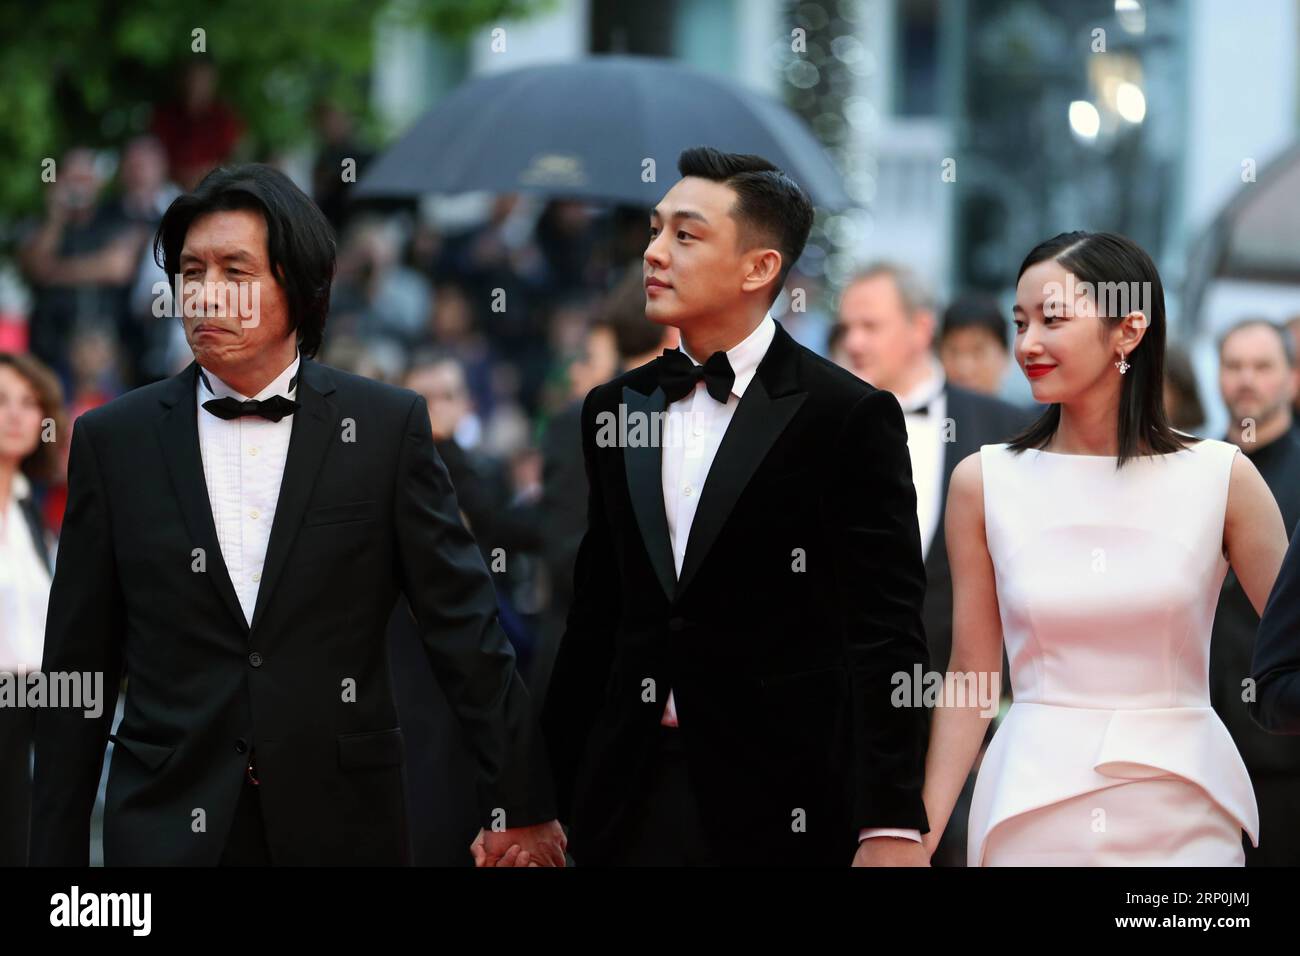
828,328,850,371
121,137,167,196
940,326,1008,395
432,286,472,342
357,223,400,278
56,149,103,214
179,208,294,384
315,102,352,144
1012,259,1143,405
644,176,781,330
184,61,218,112
0,366,44,469
407,360,471,442
568,325,619,400
69,329,117,387
837,274,934,392
553,201,592,235
1219,324,1297,430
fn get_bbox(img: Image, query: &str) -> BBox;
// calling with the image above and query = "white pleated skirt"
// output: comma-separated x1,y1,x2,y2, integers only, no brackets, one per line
979,775,1246,866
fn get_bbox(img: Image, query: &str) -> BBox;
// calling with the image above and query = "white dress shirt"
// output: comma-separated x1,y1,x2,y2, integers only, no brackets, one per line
656,314,920,847
196,351,300,627
659,313,775,727
0,472,52,674
894,357,948,559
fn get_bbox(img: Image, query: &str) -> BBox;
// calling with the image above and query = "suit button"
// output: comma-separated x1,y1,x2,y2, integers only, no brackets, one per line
234,738,248,754
248,652,264,668
669,617,686,632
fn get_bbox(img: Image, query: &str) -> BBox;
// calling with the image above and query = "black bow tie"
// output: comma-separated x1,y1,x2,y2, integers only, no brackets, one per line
199,367,301,422
657,348,736,404
902,402,930,417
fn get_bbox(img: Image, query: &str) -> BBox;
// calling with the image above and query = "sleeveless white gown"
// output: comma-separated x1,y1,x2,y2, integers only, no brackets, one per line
968,439,1259,866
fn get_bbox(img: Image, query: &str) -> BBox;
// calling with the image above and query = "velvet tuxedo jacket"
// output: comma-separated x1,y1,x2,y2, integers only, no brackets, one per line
542,321,931,866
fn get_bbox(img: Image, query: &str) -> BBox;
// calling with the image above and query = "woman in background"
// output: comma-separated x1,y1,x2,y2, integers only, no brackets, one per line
0,352,65,866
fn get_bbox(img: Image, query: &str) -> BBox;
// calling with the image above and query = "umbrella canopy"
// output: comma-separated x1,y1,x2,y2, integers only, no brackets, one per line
355,55,852,209
1182,141,1300,331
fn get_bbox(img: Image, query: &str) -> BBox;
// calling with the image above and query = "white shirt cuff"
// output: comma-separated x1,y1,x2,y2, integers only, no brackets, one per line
858,827,923,843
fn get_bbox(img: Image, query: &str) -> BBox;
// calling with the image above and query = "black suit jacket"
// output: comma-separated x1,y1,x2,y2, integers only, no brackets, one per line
30,356,553,866
920,385,1037,674
541,321,931,866
1214,432,1300,761
1252,514,1300,736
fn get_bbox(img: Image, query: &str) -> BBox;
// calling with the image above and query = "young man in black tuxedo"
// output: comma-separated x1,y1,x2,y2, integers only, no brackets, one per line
29,164,562,866
541,147,932,866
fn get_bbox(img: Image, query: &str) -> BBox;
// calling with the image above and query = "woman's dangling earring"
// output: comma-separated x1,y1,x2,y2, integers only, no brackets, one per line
1115,351,1130,375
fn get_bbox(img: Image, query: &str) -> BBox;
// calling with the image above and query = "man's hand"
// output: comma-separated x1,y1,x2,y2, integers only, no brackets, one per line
852,836,930,867
470,820,567,867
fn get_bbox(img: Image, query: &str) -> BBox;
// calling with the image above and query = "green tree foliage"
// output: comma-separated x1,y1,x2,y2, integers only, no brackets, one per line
0,0,551,216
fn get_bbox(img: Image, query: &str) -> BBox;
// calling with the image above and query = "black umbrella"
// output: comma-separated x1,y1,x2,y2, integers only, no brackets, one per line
355,55,852,209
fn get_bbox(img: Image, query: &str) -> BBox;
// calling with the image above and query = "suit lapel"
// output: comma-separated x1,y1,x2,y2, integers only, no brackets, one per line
248,358,339,634
622,383,677,602
156,362,250,636
675,323,807,600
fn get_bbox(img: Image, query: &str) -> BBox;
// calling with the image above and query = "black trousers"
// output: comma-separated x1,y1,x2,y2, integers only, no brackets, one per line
1246,772,1300,866
605,726,720,867
219,773,272,866
0,706,33,866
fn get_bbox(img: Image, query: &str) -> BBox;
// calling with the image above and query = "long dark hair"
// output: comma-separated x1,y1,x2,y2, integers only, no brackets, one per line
154,163,336,358
1006,231,1194,468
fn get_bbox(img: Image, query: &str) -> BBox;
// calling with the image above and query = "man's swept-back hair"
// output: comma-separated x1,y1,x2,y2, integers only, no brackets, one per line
677,146,814,304
155,163,336,358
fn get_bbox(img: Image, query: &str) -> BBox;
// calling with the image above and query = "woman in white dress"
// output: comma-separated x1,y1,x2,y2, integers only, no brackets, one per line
921,232,1289,865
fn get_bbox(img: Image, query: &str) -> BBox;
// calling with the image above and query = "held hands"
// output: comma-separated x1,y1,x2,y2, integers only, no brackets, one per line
471,819,568,867
468,824,931,866
852,835,931,867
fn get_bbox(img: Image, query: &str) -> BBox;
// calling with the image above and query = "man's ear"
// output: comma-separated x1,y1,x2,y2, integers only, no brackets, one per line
740,248,783,298
914,309,936,350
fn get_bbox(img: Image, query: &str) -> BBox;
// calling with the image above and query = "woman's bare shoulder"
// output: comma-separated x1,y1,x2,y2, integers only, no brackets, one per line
948,450,985,517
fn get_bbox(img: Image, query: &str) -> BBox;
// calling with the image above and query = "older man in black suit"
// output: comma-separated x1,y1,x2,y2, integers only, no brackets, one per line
30,164,562,867
1219,320,1300,865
